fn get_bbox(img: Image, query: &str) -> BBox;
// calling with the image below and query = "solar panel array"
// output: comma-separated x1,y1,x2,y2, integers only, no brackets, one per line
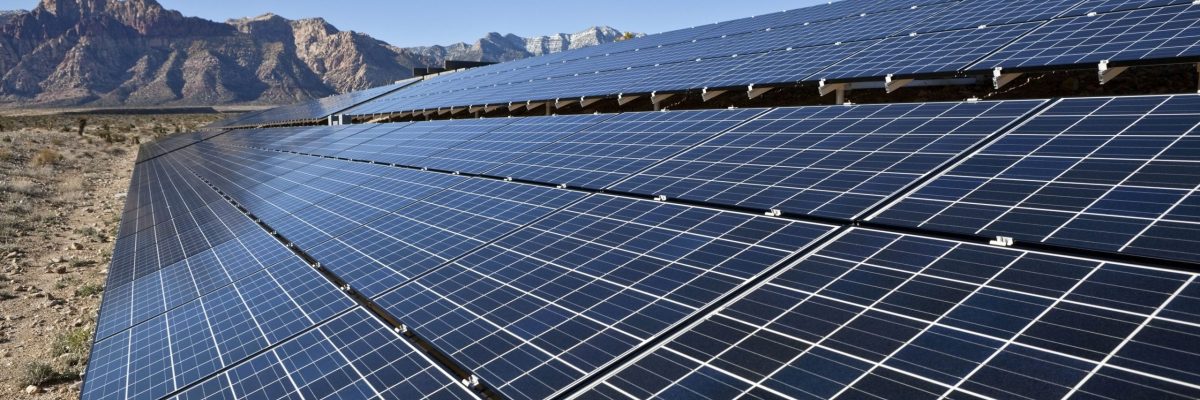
206,80,413,129
91,93,1200,399
330,0,1200,119
871,94,1200,264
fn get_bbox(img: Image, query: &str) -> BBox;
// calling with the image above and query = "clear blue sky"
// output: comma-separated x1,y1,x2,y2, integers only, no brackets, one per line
3,0,829,47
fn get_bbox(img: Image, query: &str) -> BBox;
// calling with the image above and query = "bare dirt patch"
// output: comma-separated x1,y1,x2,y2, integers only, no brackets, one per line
0,113,221,398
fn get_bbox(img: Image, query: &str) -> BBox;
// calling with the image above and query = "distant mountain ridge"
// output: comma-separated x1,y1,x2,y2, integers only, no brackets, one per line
0,0,637,107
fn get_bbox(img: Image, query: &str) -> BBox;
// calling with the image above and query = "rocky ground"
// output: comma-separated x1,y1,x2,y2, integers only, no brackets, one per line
0,113,222,398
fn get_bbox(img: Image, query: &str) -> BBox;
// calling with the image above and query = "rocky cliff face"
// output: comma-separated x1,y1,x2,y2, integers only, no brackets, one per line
408,26,636,65
0,0,634,107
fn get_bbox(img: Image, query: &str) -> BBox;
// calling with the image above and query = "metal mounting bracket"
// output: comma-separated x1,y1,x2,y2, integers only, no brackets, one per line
617,93,641,106
555,98,578,109
580,96,603,108
818,80,849,104
1098,60,1127,85
992,67,1023,90
702,88,728,102
651,91,675,105
885,74,914,93
747,84,774,100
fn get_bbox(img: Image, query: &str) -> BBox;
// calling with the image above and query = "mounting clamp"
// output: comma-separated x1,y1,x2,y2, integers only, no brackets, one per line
988,236,1015,247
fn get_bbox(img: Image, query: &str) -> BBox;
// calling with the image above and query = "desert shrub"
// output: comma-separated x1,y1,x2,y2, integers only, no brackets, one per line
19,362,56,386
75,284,103,297
51,328,91,357
30,148,59,167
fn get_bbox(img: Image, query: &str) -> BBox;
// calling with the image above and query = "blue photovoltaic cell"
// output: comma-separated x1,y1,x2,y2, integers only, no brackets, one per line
374,194,834,400
871,94,1200,264
487,108,765,190
704,41,879,89
612,100,1046,220
581,229,1200,400
169,309,478,400
818,22,1042,80
209,80,412,128
973,5,1200,71
1064,0,1195,16
416,114,613,175
910,0,1083,33
83,255,357,400
303,178,585,297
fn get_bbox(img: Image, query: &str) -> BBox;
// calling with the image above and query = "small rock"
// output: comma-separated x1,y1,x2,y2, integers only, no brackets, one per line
72,318,83,327
113,193,126,199
71,243,84,250
51,257,64,264
4,252,16,259
24,385,37,394
54,266,67,274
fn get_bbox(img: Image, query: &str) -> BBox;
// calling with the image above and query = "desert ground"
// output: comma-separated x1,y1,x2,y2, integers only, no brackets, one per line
0,113,224,398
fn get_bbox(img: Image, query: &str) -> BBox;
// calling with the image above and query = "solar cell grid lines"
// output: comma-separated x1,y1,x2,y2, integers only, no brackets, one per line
580,228,1200,400
909,0,1084,33
374,194,836,400
612,100,1046,220
416,114,615,175
1064,0,1197,16
169,309,478,400
972,4,1200,71
872,94,1200,264
817,22,1043,80
215,80,412,128
90,0,1200,397
486,108,767,190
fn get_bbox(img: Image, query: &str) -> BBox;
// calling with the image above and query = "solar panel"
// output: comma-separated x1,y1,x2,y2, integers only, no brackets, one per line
910,0,1083,33
374,194,835,400
972,5,1200,72
84,239,357,399
612,100,1047,220
703,41,879,89
299,178,585,297
580,228,1200,400
416,114,614,175
487,109,765,190
870,94,1200,264
208,80,413,128
168,309,477,400
817,22,1042,80
1063,0,1195,16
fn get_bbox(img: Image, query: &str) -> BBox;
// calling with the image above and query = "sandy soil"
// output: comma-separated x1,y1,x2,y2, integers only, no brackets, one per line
0,113,221,398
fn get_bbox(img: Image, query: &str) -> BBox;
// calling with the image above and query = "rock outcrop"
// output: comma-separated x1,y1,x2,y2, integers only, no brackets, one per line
0,0,635,107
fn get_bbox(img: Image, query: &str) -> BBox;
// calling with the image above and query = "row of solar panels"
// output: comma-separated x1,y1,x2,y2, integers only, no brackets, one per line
135,129,229,163
203,80,415,130
89,94,1200,399
337,0,1200,117
216,95,1199,265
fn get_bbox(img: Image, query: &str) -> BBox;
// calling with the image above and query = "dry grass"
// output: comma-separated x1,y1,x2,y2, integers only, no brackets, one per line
29,148,60,167
0,178,41,197
58,175,86,203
